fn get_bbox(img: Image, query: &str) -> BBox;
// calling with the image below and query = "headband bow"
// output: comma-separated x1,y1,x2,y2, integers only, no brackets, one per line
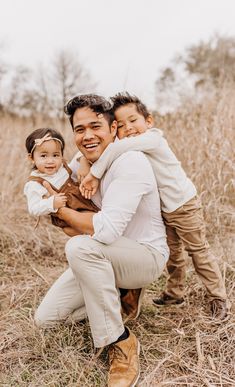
31,133,62,154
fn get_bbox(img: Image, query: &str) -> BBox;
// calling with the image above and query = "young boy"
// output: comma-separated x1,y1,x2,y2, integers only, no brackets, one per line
79,92,229,320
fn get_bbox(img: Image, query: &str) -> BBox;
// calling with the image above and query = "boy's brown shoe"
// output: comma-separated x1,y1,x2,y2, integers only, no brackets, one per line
108,328,140,387
210,299,228,320
153,292,185,307
121,288,145,320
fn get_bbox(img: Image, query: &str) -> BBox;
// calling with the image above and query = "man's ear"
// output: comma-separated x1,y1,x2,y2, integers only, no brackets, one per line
146,114,154,128
110,120,117,138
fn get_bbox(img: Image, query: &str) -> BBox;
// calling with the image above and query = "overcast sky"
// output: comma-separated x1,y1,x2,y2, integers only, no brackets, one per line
1,0,235,107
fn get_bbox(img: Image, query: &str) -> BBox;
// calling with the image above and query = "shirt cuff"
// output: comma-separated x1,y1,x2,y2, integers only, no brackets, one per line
48,195,58,213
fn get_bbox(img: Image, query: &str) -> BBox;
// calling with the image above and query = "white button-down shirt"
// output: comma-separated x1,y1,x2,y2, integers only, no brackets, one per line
70,150,169,260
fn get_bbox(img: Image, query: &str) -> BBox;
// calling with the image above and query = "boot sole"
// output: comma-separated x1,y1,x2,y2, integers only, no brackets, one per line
130,340,141,387
153,300,185,308
133,288,146,320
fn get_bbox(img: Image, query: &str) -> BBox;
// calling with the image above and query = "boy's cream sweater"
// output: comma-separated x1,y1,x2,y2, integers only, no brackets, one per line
90,128,196,213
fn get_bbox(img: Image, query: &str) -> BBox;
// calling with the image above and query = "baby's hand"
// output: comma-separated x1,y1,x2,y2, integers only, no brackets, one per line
53,193,67,210
79,172,99,200
77,156,91,183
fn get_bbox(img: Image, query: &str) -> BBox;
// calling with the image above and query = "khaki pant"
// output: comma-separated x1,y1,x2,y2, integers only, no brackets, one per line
35,235,166,348
162,196,227,300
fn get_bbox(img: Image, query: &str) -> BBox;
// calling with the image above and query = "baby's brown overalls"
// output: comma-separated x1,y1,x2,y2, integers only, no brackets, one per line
28,161,99,228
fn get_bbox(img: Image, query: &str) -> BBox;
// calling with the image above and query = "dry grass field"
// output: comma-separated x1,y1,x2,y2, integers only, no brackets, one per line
1,92,235,386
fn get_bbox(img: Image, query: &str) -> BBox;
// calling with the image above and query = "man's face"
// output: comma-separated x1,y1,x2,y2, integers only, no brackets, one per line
73,107,117,163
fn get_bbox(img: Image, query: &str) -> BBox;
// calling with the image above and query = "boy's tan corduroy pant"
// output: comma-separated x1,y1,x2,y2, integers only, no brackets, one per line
35,235,166,348
162,196,227,300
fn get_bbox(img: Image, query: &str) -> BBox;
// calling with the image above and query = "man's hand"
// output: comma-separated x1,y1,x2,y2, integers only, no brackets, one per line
79,172,99,200
42,181,67,210
77,156,91,183
43,180,95,235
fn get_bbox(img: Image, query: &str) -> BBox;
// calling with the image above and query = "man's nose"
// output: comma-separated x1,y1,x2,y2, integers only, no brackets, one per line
83,128,95,140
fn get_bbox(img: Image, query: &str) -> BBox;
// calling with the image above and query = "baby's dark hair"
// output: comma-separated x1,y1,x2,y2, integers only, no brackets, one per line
64,94,115,128
111,92,150,119
25,128,65,155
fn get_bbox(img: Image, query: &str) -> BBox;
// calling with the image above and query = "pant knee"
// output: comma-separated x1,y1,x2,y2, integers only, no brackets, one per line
66,235,91,257
65,235,101,268
34,307,48,328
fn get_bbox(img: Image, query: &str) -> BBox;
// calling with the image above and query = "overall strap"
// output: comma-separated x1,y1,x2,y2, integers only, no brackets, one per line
27,176,46,185
62,159,72,176
27,176,59,192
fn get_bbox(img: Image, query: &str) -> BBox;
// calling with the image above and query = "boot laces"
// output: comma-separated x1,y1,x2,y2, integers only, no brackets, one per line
109,344,127,363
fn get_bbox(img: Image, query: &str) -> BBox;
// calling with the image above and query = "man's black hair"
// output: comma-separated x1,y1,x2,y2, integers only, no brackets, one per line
64,94,115,128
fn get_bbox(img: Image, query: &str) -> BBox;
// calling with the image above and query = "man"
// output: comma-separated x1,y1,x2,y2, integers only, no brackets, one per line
35,94,169,387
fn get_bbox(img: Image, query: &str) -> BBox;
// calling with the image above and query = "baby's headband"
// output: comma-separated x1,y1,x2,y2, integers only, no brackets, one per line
30,133,63,154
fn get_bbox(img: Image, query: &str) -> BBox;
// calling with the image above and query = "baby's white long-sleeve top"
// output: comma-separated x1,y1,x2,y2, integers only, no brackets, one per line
24,165,70,216
90,128,197,213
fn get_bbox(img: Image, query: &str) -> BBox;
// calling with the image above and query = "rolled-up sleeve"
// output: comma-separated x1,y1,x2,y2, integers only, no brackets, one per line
92,152,153,244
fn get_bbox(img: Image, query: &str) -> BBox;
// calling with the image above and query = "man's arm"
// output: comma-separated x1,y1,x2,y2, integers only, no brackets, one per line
57,207,95,235
42,180,95,235
90,128,163,179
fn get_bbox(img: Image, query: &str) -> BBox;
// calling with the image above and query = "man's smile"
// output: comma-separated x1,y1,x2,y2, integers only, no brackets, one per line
83,142,100,152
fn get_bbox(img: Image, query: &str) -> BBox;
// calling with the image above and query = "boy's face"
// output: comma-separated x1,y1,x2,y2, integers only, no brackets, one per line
115,103,153,139
73,107,117,163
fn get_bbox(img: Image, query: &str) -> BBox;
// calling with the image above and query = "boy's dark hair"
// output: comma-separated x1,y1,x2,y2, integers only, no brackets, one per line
111,92,150,119
25,128,65,155
64,94,115,128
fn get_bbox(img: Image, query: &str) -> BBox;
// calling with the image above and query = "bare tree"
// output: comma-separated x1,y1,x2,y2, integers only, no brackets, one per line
6,65,35,115
33,65,54,118
51,50,96,119
154,34,235,112
1,49,96,119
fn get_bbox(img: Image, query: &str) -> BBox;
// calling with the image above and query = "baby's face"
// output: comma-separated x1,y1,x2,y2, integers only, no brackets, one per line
115,103,153,139
32,140,63,175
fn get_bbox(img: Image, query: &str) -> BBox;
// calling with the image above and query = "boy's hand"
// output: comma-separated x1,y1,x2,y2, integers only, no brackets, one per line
79,172,99,200
42,181,67,210
77,156,91,183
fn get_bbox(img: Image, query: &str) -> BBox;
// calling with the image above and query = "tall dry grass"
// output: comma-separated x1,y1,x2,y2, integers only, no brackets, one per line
0,91,235,386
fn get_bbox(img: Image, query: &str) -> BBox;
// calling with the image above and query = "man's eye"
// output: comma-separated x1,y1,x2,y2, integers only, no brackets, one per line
74,128,83,133
92,125,101,129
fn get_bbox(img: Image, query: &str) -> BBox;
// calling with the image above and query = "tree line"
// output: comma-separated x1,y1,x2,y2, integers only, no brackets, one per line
0,35,234,118
0,48,95,120
155,35,235,112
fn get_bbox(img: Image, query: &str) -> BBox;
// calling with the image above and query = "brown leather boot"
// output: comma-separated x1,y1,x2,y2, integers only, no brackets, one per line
210,299,228,320
108,328,140,387
120,288,145,320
